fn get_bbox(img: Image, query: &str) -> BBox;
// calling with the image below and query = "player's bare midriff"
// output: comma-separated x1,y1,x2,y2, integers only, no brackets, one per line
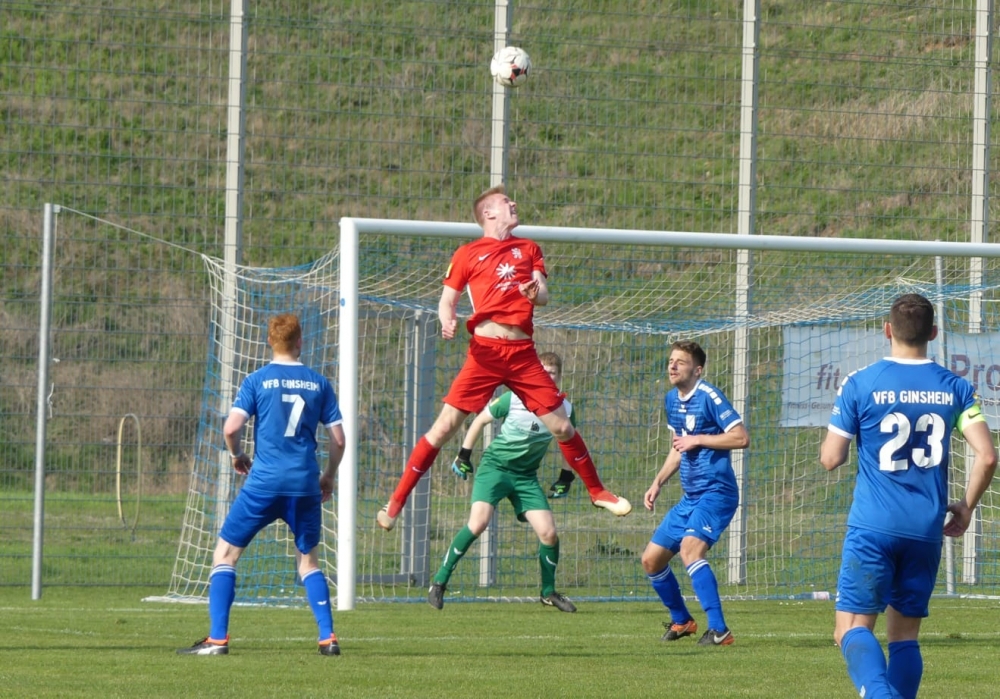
473,320,530,341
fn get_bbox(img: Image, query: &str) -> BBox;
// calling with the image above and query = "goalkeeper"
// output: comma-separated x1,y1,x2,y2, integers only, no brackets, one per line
428,351,577,612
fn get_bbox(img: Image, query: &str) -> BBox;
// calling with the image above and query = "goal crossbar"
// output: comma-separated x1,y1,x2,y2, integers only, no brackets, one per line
336,216,1000,610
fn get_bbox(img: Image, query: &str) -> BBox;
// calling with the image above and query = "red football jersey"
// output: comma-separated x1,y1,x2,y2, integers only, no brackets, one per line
443,235,547,336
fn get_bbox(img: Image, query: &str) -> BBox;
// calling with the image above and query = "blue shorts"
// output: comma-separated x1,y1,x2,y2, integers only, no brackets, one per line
650,491,738,553
219,487,324,554
835,527,940,618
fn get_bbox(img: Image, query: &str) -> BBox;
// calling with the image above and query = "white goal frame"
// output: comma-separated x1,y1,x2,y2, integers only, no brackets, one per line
336,216,1000,610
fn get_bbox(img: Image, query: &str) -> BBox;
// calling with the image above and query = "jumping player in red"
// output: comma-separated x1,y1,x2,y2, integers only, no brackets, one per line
376,185,631,530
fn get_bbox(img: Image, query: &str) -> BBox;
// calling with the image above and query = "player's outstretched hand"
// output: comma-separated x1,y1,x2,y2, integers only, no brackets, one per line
451,455,474,480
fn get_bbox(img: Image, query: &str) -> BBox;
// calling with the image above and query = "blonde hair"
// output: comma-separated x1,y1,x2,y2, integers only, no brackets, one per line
473,185,506,226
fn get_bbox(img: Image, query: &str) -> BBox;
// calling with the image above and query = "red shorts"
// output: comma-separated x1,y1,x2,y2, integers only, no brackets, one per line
443,335,564,416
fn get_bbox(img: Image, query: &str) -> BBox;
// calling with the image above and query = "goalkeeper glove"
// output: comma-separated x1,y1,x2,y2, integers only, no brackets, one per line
451,447,474,480
548,469,576,499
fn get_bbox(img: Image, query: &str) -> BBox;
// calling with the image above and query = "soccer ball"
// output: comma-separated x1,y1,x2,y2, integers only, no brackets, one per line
490,46,532,88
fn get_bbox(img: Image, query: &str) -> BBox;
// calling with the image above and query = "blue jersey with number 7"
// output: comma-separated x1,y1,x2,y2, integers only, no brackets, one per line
231,360,342,496
829,357,980,542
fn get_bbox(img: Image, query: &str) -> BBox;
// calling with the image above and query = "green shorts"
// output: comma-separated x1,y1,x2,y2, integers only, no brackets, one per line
470,464,550,519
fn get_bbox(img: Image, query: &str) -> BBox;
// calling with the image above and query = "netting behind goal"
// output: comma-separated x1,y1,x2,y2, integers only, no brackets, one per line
164,225,1000,605
161,252,340,603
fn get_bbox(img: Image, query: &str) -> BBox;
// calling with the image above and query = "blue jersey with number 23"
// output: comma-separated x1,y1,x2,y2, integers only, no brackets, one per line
829,357,979,543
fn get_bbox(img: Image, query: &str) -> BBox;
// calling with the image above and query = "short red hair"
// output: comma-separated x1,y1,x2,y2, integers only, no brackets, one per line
268,313,301,353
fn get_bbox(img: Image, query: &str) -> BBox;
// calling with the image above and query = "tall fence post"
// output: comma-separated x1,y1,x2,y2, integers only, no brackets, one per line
32,203,58,599
964,0,994,584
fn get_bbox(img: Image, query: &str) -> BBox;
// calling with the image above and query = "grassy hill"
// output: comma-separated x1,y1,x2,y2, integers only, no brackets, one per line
3,1,999,589
3,1,990,264
3,0,994,481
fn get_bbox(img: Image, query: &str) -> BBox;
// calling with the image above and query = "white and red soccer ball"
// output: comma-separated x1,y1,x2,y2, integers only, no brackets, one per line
490,46,532,88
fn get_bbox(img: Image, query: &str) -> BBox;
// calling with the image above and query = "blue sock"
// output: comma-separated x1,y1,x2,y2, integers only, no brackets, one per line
302,569,335,641
686,559,726,631
648,565,691,624
208,564,236,641
887,640,922,699
841,627,897,699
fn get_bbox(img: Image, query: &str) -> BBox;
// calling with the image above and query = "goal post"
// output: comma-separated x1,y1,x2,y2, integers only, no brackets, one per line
338,217,1000,609
156,216,1000,610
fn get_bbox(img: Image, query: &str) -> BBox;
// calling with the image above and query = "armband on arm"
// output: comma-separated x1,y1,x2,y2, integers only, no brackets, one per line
958,403,986,433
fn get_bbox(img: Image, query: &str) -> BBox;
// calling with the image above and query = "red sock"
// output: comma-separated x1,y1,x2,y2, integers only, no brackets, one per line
557,432,605,498
388,436,440,516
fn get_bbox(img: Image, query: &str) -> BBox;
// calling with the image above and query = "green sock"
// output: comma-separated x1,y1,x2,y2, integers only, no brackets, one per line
539,540,559,597
434,525,478,585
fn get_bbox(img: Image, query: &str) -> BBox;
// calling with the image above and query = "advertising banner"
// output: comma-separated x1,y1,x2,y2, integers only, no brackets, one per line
781,326,1000,428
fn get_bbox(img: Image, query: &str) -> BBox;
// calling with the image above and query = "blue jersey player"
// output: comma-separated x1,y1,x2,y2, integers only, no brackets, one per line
641,340,750,646
821,293,996,699
177,313,347,657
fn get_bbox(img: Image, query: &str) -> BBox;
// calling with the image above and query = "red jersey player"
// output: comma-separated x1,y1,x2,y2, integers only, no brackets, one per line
376,185,631,531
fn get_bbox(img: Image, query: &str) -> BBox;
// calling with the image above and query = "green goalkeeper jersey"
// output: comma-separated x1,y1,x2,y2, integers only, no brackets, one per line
479,391,575,475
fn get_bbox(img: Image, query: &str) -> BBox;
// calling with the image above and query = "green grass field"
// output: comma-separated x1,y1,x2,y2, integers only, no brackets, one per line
2,588,999,698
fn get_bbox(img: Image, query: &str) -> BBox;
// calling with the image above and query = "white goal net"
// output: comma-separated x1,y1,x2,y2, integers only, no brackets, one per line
160,221,1000,606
